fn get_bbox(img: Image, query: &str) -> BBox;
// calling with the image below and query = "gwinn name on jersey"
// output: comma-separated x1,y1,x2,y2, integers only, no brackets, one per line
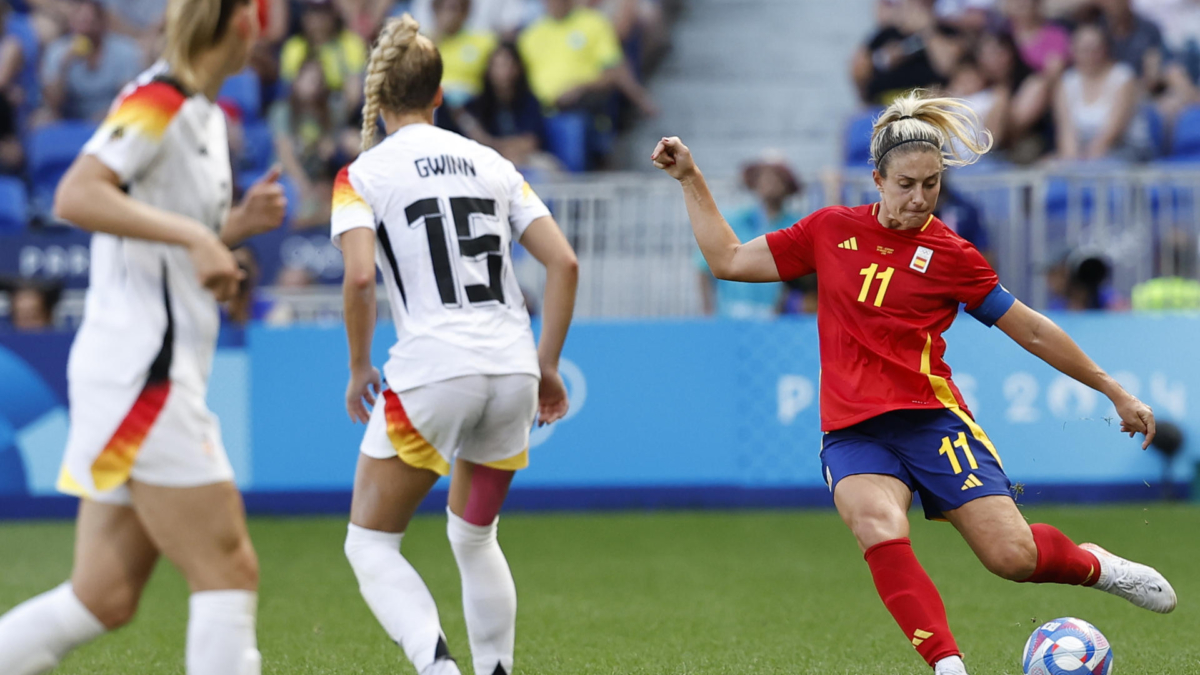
331,124,552,392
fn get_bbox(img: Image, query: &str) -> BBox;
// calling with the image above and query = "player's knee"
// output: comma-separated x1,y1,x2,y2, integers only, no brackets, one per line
983,539,1038,581
204,536,260,591
847,506,908,550
231,541,260,590
197,531,259,591
344,524,399,580
85,582,142,630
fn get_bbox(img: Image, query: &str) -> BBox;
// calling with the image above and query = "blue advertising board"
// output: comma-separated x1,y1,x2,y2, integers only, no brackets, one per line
0,227,347,289
1,315,1196,517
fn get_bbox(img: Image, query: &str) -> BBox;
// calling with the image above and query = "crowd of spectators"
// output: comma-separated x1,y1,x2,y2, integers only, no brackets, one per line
852,0,1200,164
841,0,1200,315
0,0,674,233
0,0,676,329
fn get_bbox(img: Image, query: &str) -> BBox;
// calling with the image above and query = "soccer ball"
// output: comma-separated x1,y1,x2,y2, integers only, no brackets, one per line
1022,617,1113,675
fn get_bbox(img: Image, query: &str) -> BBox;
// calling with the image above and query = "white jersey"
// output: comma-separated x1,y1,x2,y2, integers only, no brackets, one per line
69,63,233,399
331,124,551,392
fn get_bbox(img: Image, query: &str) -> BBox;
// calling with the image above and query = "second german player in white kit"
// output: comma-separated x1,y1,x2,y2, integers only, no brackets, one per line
332,14,579,675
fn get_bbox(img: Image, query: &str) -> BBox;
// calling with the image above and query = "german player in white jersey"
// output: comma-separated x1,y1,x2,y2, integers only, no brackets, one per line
0,2,285,674
333,15,578,675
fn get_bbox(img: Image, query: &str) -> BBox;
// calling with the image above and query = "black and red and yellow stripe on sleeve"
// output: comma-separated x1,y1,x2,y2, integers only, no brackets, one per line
99,81,188,142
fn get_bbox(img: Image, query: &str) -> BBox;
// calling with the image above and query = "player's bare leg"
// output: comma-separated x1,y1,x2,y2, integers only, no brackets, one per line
944,495,1037,580
835,475,967,674
448,459,518,675
128,481,260,675
346,454,460,675
946,495,1176,613
834,474,912,551
0,500,157,674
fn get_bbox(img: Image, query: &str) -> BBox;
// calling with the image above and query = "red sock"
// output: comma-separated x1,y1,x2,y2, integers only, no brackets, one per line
1019,524,1101,586
864,538,960,667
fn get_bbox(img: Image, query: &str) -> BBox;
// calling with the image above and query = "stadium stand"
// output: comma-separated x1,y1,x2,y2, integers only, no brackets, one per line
9,0,1200,323
26,121,97,218
0,175,28,232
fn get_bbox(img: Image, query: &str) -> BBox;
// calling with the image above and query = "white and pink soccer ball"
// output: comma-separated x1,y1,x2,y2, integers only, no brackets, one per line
1022,617,1113,675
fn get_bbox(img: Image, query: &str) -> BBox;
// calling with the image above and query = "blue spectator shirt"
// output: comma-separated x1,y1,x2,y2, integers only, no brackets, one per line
101,0,167,31
695,205,798,319
41,34,145,121
466,90,548,149
935,191,990,254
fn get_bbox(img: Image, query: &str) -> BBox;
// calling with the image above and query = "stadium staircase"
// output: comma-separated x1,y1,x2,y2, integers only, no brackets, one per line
618,0,875,178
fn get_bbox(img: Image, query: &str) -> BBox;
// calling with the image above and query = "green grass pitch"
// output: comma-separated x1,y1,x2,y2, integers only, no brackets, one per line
1,504,1197,674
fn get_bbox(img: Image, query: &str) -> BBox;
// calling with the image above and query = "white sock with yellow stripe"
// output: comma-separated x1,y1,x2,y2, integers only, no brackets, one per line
447,509,516,675
0,583,106,675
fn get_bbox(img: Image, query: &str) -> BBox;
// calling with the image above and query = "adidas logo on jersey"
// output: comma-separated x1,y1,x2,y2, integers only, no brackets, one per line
961,474,983,490
838,237,858,251
911,629,934,646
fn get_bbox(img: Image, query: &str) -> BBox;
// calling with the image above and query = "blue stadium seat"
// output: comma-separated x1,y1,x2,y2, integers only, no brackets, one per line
545,113,589,173
240,121,275,174
27,122,97,215
1170,104,1200,158
1044,178,1098,222
0,177,29,233
1140,104,1166,158
844,108,882,168
5,11,41,115
219,69,262,122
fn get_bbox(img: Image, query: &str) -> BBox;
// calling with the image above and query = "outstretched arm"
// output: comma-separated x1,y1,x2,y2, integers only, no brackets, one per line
651,137,780,283
995,299,1155,448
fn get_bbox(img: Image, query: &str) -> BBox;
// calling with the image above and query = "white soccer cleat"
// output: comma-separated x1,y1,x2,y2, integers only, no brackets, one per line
1080,543,1177,614
420,659,462,675
934,655,969,675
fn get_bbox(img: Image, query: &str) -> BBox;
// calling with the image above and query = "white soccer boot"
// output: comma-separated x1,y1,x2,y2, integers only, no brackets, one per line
934,655,968,675
420,659,462,675
1080,543,1177,614
419,636,463,675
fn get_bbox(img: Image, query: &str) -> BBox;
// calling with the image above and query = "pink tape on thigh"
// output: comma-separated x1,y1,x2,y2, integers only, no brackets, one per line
463,465,515,526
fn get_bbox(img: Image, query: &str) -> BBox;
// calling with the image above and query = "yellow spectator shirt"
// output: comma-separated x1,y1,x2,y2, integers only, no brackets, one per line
517,8,623,108
281,31,368,90
438,30,499,105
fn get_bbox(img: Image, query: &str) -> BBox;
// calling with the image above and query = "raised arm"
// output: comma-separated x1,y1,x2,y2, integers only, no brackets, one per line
995,299,1155,448
651,136,781,283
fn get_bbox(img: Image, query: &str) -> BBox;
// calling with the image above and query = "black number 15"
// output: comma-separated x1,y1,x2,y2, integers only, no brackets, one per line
379,196,506,309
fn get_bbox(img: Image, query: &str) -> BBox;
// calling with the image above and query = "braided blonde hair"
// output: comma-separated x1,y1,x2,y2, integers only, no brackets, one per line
361,14,443,150
869,90,993,175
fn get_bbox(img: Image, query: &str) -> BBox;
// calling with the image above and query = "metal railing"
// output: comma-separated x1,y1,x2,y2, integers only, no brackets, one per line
836,165,1200,309
15,166,1200,327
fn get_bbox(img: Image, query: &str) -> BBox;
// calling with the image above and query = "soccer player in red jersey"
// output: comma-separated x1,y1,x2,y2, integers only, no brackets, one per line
652,92,1176,675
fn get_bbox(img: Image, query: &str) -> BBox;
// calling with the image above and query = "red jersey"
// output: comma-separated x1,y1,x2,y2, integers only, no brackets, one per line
766,203,1001,431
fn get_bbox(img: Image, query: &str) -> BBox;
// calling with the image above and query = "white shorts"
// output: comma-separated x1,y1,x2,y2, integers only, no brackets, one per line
57,378,234,506
361,374,539,475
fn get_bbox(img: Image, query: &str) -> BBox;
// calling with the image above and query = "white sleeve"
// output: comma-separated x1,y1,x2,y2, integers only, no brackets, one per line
83,81,185,185
331,164,377,249
504,161,551,240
